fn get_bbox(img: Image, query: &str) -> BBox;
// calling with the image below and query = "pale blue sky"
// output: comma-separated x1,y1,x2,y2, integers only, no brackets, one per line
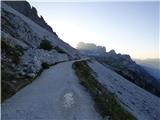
29,1,159,59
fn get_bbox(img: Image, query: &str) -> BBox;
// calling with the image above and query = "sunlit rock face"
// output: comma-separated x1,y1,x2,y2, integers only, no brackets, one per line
77,42,106,56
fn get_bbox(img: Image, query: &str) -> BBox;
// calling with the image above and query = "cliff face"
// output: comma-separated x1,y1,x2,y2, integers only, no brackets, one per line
4,1,57,36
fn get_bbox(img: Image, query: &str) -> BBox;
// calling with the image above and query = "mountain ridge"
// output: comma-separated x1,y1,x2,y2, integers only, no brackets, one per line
77,42,160,97
4,1,57,35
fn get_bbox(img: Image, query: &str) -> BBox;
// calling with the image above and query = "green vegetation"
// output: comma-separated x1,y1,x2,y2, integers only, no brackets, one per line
1,41,23,64
39,39,53,51
42,62,50,69
1,71,16,101
1,70,31,102
73,60,136,120
1,38,27,101
39,36,67,54
1,59,62,102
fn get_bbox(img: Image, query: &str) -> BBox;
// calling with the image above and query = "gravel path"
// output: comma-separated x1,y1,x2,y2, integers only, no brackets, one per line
2,61,102,120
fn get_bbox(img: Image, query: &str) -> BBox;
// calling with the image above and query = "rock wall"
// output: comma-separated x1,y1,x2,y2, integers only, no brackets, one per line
4,1,57,36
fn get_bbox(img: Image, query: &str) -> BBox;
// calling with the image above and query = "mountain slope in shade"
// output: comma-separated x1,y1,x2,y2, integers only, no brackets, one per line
141,65,160,80
2,1,160,120
77,42,160,97
87,60,160,120
135,58,160,80
1,2,80,101
135,58,160,70
4,1,56,34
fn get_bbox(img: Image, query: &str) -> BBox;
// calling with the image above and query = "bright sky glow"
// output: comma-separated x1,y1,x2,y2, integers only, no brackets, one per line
29,1,159,59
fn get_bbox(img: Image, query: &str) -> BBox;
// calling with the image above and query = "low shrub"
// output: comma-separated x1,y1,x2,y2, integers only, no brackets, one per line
1,81,15,102
41,63,50,69
39,39,53,51
1,41,22,64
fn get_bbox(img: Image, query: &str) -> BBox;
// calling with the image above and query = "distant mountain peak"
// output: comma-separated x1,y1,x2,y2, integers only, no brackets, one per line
77,42,106,56
108,49,116,54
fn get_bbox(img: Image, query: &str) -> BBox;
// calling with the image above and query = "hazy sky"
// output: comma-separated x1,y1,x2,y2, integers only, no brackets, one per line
29,1,159,59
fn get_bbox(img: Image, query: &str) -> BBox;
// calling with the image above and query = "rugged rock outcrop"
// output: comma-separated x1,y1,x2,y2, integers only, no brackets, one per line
4,1,57,35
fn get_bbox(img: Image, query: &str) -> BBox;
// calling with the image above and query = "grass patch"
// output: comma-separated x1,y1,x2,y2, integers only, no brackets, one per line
73,60,136,120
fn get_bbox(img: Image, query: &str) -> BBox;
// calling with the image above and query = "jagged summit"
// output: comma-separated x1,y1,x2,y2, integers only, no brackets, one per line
77,42,106,52
108,49,116,54
77,42,106,56
4,1,57,36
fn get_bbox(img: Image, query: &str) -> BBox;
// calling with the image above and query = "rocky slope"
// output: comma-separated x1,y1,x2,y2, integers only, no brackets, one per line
2,1,160,120
77,42,160,97
86,60,160,120
1,2,80,101
4,1,56,35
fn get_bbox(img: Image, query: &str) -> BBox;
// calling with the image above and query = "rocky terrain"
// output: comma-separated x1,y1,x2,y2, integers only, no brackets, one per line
1,1,160,120
1,2,80,101
4,1,56,35
77,42,160,97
